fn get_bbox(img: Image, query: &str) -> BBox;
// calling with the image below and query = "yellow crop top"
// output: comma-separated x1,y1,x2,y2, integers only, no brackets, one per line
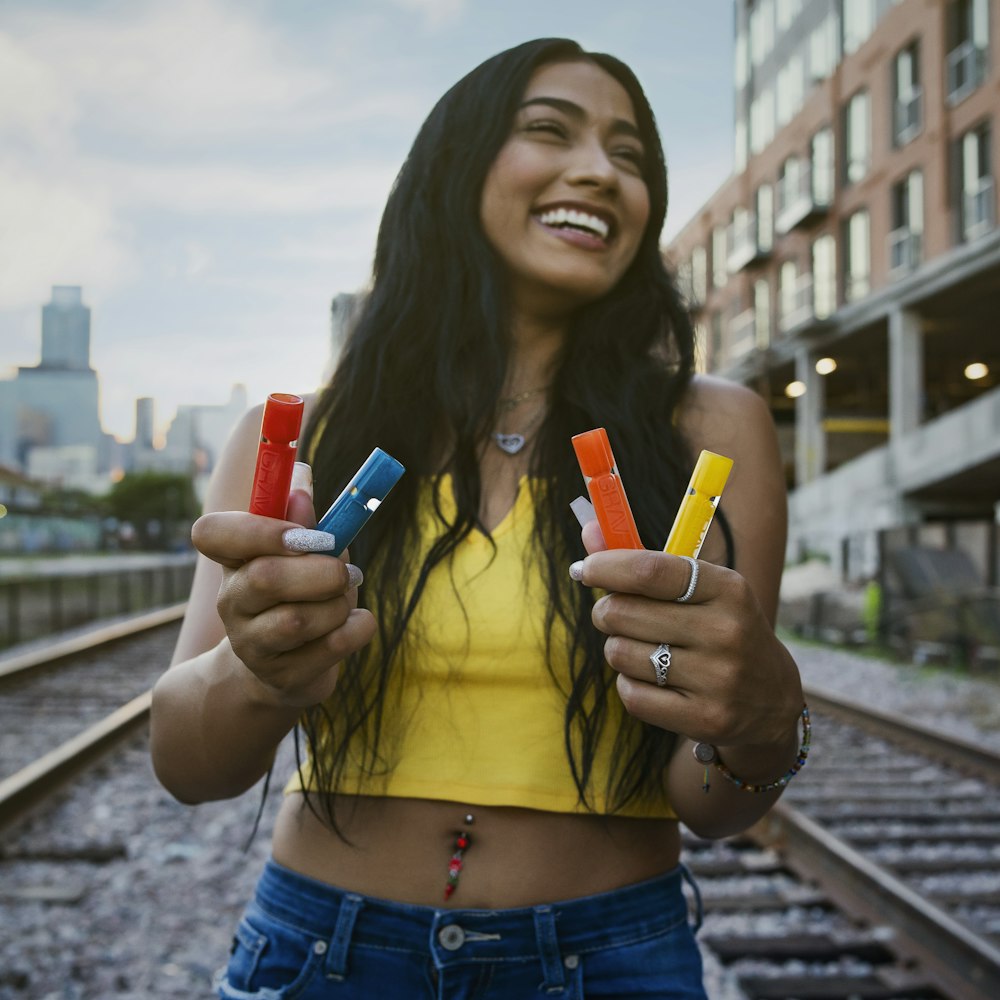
284,475,676,819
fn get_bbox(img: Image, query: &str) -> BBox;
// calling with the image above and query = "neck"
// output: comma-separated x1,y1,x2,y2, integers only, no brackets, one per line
503,315,567,396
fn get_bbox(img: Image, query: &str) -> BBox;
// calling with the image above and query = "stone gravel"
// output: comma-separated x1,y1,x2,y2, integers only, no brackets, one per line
1,637,997,998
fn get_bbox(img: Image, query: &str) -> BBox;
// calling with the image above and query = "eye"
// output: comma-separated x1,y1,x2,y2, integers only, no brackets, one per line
523,119,568,138
613,145,646,172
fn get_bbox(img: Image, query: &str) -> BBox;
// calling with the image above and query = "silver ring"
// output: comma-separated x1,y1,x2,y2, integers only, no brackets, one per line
649,643,671,686
675,556,699,603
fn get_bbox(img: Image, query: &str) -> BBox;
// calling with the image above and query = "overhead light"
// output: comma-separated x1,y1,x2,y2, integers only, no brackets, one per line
964,362,989,380
785,380,807,398
815,357,837,375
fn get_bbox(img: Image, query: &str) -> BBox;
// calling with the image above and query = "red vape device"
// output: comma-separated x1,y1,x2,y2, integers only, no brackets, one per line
248,393,304,518
571,427,644,550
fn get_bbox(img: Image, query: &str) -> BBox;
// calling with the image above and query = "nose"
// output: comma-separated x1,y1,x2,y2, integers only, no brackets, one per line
565,135,619,192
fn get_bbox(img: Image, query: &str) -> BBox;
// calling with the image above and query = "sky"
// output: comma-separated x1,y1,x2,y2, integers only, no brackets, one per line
0,0,734,443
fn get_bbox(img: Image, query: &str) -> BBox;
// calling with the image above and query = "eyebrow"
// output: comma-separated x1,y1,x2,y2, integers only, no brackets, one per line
518,96,643,143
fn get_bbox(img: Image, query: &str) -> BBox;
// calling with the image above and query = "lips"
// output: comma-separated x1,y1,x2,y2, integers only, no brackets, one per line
532,202,615,243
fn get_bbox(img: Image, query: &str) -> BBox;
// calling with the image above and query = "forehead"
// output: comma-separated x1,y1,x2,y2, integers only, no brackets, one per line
520,60,639,128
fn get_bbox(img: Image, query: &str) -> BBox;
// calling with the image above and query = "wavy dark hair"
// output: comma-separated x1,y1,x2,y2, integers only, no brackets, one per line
296,38,701,830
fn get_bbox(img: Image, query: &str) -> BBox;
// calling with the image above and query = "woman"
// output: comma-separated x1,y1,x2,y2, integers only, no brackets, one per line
151,38,806,999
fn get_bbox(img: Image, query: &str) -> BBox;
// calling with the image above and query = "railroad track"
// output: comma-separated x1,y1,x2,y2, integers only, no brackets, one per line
1,617,999,999
0,606,184,830
693,689,1000,999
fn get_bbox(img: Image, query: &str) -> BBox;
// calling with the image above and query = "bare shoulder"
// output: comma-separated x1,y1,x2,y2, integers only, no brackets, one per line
677,373,774,454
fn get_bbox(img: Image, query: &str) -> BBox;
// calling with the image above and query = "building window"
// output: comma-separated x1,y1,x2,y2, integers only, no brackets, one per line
777,155,803,217
735,117,749,173
780,260,798,326
689,246,707,304
892,41,922,146
843,210,871,302
750,0,776,67
750,86,776,155
754,278,771,348
812,234,837,318
757,184,774,252
812,127,835,205
776,0,802,31
809,14,838,83
889,171,923,274
712,226,728,288
957,122,994,240
709,312,723,367
735,29,750,88
776,54,805,128
843,90,871,185
947,0,990,104
843,0,876,55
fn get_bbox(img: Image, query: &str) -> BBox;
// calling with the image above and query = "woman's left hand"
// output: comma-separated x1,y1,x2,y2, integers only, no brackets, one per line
572,522,803,751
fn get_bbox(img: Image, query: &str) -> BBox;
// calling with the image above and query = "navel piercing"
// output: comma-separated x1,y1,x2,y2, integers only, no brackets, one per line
444,813,475,901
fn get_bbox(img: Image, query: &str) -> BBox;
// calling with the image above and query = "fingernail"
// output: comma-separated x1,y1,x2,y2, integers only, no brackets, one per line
569,560,585,582
282,527,337,552
290,462,313,498
346,564,364,589
570,496,597,528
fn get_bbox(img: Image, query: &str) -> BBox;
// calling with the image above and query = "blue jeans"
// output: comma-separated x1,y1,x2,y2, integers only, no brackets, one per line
214,857,706,999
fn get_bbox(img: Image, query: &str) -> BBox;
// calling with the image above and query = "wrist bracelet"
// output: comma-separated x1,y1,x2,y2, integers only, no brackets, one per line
693,703,811,793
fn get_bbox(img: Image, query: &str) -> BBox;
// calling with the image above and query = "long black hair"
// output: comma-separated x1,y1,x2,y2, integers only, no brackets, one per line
298,38,699,827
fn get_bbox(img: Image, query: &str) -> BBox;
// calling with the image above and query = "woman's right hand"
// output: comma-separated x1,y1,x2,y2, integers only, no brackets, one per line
191,510,377,710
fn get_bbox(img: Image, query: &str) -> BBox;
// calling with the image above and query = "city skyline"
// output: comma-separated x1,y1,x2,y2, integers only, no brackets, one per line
0,0,735,441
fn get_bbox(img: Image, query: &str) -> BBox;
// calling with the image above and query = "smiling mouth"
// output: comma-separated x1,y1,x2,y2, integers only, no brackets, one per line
534,207,612,242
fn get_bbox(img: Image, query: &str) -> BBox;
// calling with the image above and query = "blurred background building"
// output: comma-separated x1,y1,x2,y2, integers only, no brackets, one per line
667,0,1000,580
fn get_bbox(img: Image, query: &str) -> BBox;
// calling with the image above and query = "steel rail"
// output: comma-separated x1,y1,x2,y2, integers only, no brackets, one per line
0,690,152,833
754,800,1000,1000
0,603,187,681
804,681,1000,780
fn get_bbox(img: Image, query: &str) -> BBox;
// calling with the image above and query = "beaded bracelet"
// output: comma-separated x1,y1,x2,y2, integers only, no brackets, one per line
693,703,811,793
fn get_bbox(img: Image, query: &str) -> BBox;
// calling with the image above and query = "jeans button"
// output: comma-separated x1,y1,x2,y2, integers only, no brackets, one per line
438,924,466,951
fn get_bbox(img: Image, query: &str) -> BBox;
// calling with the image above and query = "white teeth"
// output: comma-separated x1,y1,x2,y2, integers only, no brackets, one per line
537,207,610,240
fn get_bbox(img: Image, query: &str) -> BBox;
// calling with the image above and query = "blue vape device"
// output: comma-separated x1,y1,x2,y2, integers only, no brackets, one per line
316,448,405,556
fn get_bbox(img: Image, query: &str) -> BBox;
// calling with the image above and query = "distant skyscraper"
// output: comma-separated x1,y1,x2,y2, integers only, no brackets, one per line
135,397,155,450
8,286,110,488
40,286,92,370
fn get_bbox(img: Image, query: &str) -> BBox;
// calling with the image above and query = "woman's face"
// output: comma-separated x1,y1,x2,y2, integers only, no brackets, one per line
480,59,651,320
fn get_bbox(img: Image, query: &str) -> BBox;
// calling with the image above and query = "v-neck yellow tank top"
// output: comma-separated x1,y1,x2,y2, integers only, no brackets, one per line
284,475,676,819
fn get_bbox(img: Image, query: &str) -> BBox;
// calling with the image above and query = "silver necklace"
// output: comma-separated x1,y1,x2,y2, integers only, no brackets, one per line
492,406,546,455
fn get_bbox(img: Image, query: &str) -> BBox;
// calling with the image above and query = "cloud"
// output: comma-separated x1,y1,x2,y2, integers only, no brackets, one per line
0,165,135,310
386,0,466,26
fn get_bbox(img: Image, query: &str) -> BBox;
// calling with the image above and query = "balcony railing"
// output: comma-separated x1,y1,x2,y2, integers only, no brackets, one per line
946,41,988,105
893,88,922,146
888,227,922,276
963,176,995,241
776,168,831,234
726,213,770,272
779,274,815,333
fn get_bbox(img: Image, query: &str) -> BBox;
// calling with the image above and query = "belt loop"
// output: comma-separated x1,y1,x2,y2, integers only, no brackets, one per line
324,892,364,979
680,863,704,933
532,905,566,993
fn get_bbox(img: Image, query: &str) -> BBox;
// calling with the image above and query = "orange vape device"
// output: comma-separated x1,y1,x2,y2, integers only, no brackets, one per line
571,427,644,550
248,393,305,519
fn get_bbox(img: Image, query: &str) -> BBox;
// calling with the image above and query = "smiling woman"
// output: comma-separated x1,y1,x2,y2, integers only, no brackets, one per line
150,37,802,1000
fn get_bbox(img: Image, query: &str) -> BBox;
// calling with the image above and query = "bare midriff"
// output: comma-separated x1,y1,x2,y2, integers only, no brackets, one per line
271,793,682,908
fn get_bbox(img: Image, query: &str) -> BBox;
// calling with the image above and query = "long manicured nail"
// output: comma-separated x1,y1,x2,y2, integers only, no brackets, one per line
570,496,596,528
282,528,337,552
346,564,364,589
569,560,585,582
290,462,313,498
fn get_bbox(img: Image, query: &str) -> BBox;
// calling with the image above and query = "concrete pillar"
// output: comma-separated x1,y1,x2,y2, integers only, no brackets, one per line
794,349,825,485
888,307,923,440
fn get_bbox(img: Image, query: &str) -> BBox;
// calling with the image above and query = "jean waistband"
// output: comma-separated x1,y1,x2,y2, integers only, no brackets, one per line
253,857,694,967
